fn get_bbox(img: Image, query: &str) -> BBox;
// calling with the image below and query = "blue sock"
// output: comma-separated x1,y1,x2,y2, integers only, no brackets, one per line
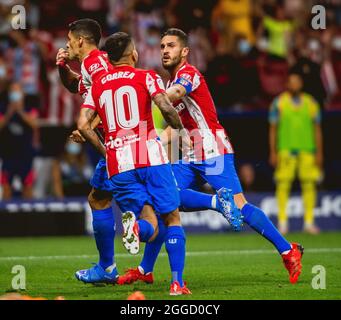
242,203,291,254
165,226,186,287
92,207,115,270
140,216,167,274
137,219,154,242
180,189,214,211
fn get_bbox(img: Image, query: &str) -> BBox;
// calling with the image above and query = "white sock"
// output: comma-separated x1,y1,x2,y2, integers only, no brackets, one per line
281,245,293,255
138,265,145,275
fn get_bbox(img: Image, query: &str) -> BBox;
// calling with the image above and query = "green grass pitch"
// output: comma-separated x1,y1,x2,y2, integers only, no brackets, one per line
0,232,341,300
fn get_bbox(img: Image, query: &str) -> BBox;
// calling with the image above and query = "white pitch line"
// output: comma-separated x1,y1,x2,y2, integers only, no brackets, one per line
1,248,341,261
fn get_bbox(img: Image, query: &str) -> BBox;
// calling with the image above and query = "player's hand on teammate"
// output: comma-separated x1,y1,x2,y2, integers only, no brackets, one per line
179,129,193,158
56,48,69,67
69,130,86,143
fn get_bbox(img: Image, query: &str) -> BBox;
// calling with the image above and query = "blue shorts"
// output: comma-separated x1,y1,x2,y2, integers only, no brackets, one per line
89,158,114,193
109,164,180,217
172,154,243,195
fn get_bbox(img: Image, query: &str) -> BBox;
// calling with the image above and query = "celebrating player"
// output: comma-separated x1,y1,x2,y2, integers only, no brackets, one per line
78,32,191,295
118,28,304,286
56,19,118,284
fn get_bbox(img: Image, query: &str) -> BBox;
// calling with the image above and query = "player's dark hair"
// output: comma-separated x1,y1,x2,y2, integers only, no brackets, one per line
104,32,133,62
68,19,102,46
162,28,188,47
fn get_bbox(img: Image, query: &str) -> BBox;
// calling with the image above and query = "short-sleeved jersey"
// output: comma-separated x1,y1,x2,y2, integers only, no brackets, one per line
77,49,114,99
82,65,169,177
78,49,114,137
167,62,233,161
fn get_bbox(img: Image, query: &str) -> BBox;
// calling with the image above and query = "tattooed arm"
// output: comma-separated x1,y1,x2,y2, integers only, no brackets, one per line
77,108,106,157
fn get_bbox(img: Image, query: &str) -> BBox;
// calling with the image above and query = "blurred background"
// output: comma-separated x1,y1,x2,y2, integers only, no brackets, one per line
0,0,340,235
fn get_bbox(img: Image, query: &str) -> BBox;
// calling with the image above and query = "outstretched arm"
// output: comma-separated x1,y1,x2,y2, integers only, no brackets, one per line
77,108,106,157
153,92,184,130
153,92,191,153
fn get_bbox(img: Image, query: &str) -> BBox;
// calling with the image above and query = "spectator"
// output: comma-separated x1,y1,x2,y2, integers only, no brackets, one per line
260,3,295,60
0,82,38,200
137,25,163,73
269,71,323,235
60,141,93,197
292,35,327,108
5,28,49,111
211,0,255,54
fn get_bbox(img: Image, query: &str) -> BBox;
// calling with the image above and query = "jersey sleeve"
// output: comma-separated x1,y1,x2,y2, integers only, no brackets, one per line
269,97,279,124
81,86,97,111
81,52,109,91
174,67,201,94
146,71,166,97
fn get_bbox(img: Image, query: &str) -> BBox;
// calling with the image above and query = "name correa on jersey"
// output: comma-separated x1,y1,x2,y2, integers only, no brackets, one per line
169,63,234,162
82,66,168,178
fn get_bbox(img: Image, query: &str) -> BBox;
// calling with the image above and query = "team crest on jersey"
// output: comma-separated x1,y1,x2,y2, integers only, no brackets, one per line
89,63,100,73
181,73,192,82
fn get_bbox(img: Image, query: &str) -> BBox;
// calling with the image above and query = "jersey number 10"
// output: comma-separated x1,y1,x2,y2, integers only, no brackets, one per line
100,86,140,132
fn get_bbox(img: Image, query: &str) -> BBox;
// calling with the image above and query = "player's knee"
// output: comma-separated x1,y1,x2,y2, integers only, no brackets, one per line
161,209,181,227
234,193,247,210
88,189,112,210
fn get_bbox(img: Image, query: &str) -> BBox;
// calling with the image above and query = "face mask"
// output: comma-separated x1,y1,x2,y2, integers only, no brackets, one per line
66,142,82,155
332,37,341,51
238,39,251,54
9,91,23,103
146,36,159,46
308,39,320,51
0,66,6,79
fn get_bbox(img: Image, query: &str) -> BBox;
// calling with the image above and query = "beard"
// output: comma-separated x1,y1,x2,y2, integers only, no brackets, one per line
162,55,182,70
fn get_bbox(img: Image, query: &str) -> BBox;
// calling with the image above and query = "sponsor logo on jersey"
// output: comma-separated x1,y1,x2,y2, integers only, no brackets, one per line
89,63,100,73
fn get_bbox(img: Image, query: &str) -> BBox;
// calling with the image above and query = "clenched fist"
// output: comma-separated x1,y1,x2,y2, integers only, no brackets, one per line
56,48,69,67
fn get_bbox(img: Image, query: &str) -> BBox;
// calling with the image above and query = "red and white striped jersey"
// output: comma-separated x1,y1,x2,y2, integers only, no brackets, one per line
168,62,234,161
78,49,114,98
82,65,169,177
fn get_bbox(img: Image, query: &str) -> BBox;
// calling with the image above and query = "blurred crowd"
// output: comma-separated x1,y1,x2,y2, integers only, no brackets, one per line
0,0,340,199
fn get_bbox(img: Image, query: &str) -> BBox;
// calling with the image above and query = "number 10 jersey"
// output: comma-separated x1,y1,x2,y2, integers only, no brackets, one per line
82,65,169,178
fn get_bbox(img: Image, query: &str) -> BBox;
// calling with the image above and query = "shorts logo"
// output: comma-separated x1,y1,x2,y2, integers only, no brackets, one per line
89,63,100,73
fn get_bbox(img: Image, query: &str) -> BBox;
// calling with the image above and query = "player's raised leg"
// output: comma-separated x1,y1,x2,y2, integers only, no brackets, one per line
121,205,159,255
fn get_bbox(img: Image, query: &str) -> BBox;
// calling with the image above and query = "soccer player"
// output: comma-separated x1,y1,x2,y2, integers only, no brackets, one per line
78,32,191,295
56,19,118,284
269,71,323,234
118,28,304,285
